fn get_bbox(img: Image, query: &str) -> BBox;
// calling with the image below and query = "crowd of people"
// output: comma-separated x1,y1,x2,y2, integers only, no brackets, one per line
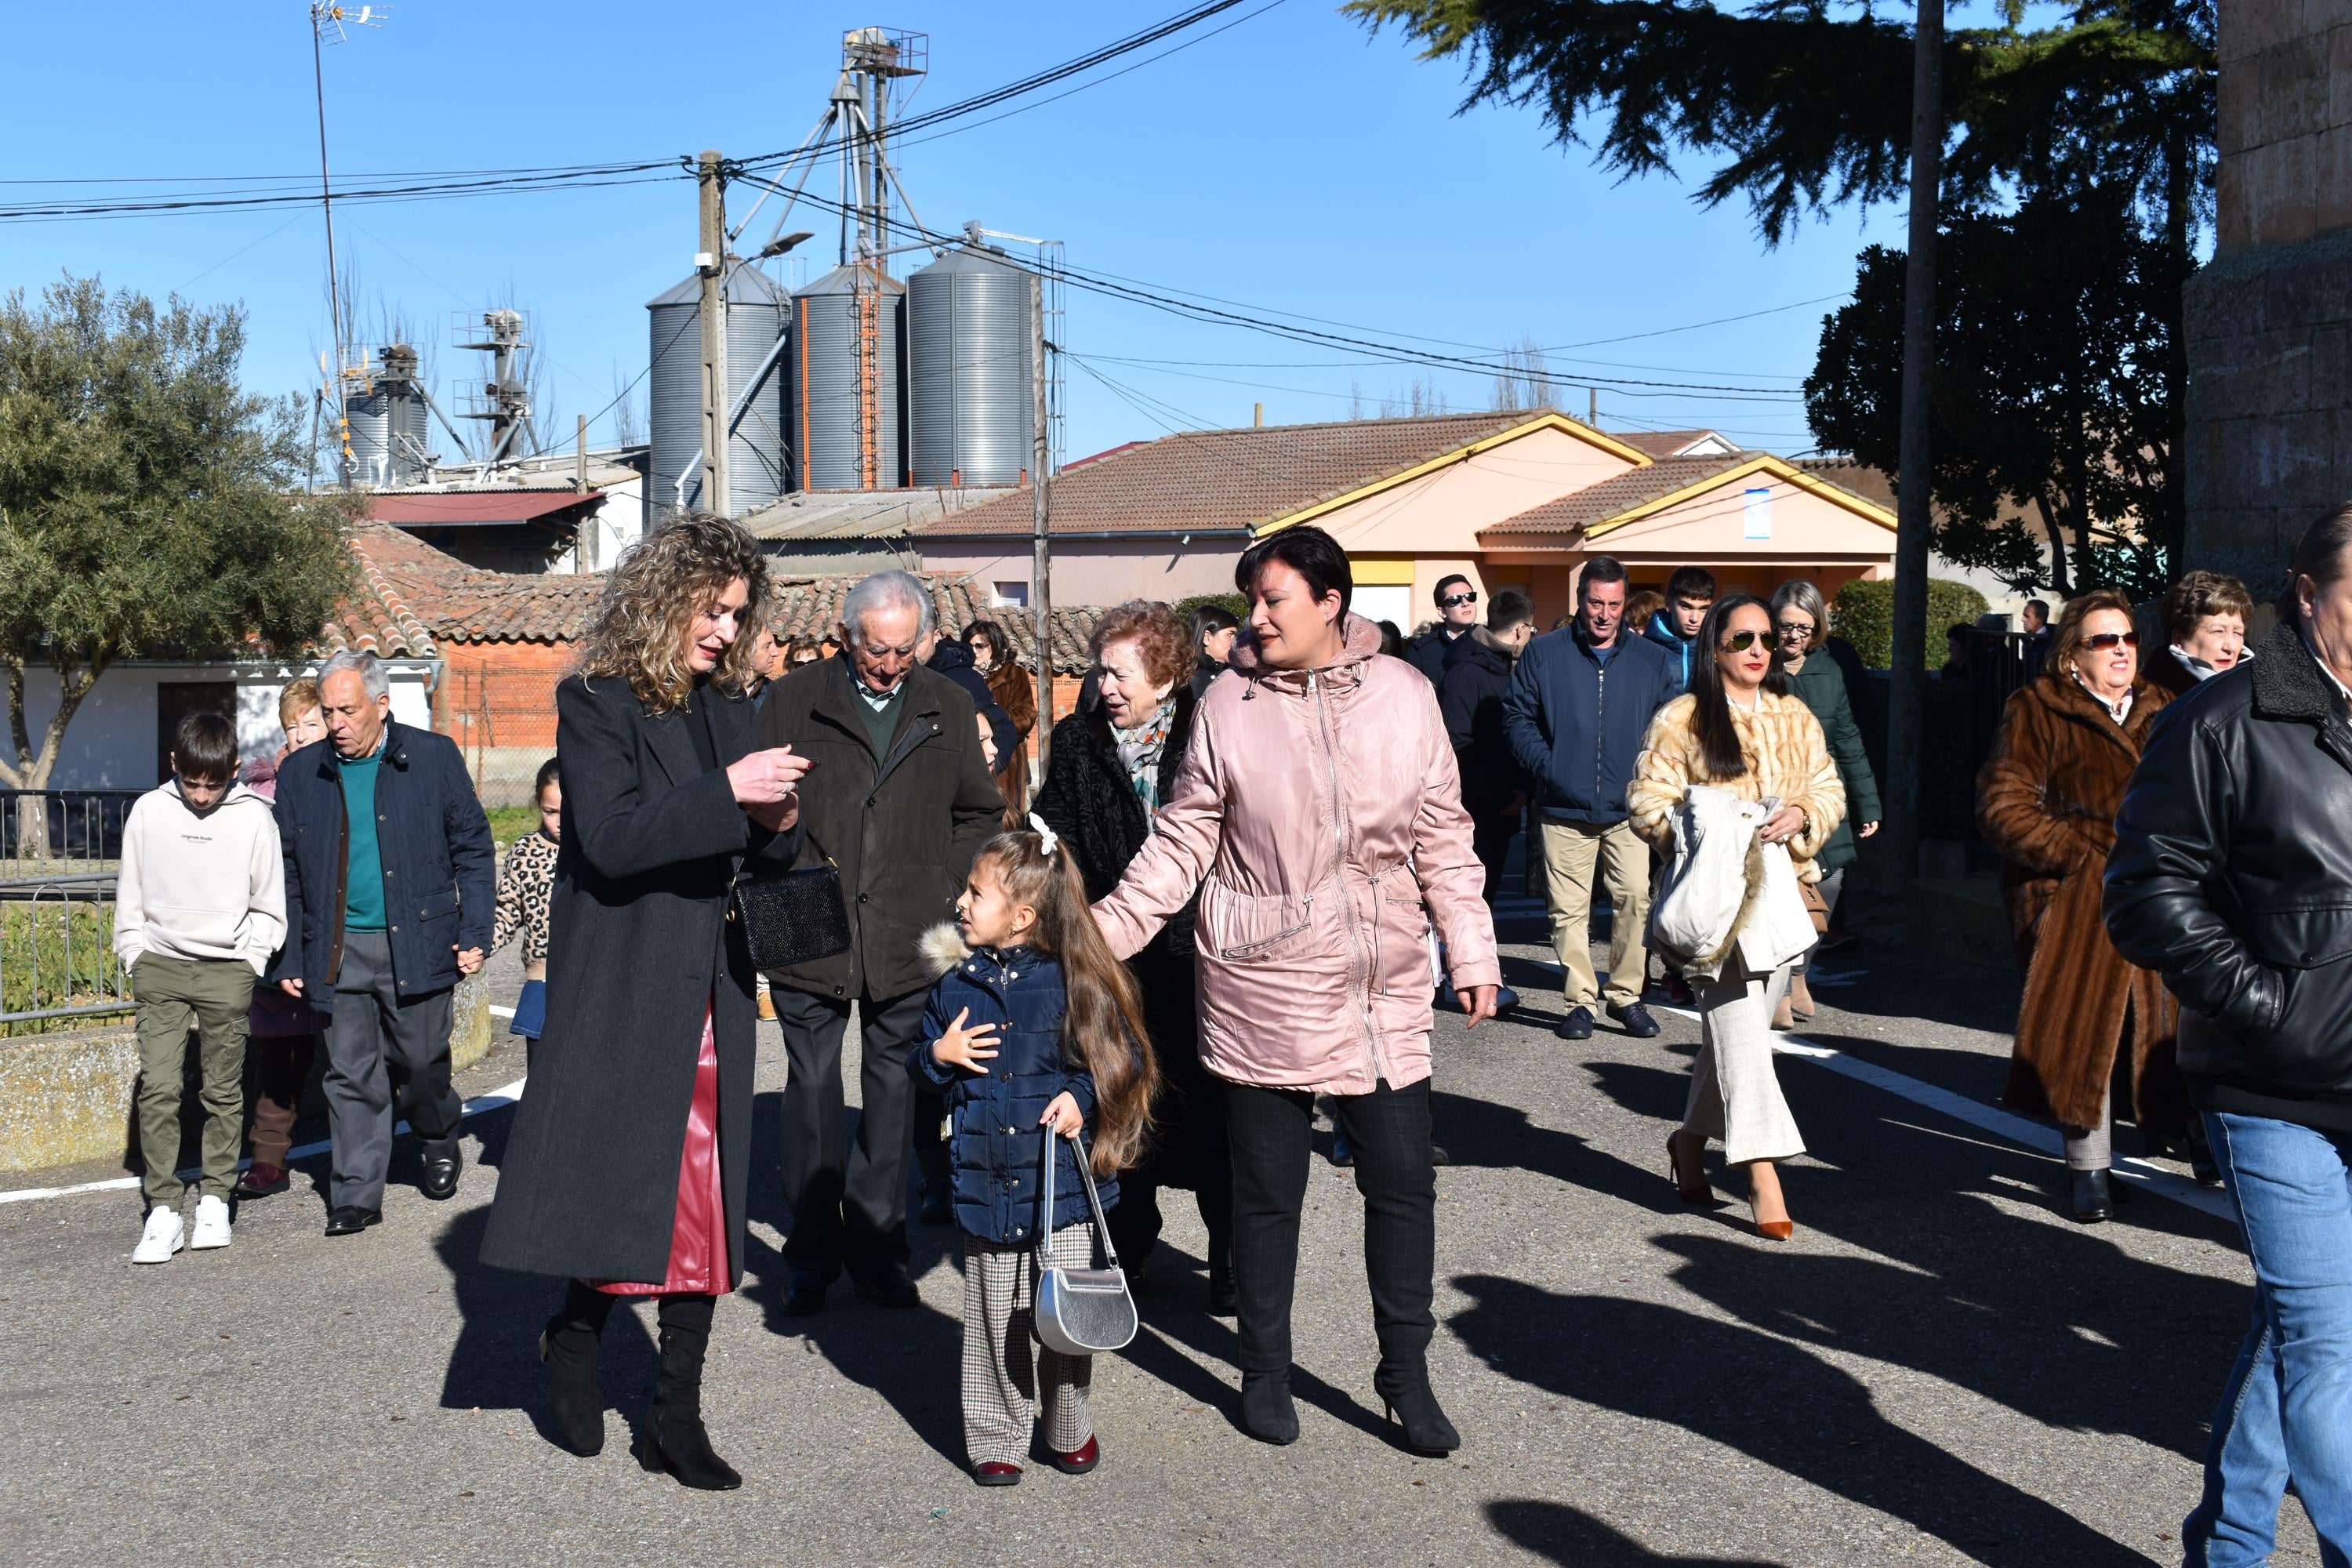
100,503,2352,1558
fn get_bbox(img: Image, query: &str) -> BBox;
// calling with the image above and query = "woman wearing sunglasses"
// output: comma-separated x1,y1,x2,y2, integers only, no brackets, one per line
1629,594,1844,1239
1978,589,2187,1223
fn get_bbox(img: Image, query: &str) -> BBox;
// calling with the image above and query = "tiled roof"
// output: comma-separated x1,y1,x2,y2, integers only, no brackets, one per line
1478,456,1748,538
338,523,1105,673
739,485,1020,543
1616,429,1727,459
910,409,1566,539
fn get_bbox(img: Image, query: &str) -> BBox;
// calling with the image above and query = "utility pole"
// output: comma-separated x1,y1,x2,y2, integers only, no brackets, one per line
1030,269,1053,775
696,150,731,517
1886,0,1945,888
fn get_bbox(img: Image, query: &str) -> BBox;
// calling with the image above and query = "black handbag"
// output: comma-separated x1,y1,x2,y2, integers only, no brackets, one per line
732,835,852,971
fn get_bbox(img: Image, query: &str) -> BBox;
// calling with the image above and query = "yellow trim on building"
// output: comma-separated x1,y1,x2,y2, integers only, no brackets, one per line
1349,555,1417,585
1254,413,1654,537
1581,454,1900,540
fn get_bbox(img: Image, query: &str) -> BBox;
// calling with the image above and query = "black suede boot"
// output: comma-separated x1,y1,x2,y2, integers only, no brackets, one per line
638,1293,741,1490
1239,1369,1299,1445
1207,1235,1237,1317
539,1279,614,1457
1374,1357,1461,1456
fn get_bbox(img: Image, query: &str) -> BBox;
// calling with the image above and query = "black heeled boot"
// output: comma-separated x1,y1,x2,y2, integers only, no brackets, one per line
1239,1370,1299,1445
1207,1235,1237,1318
638,1293,741,1490
539,1279,614,1457
1374,1360,1461,1456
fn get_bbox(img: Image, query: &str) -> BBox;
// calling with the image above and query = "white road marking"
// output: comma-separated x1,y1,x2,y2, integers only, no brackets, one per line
0,1076,529,1207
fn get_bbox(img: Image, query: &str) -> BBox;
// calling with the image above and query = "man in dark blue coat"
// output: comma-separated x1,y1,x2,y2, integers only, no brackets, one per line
1439,590,1536,902
1406,572,1483,684
270,649,493,1234
1639,564,1717,698
1504,557,1678,1042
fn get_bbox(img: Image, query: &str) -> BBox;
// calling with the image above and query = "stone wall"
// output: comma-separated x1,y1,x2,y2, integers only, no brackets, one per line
2183,0,2352,583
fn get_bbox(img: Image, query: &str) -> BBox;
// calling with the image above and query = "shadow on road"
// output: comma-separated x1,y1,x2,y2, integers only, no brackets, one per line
1487,1499,1790,1566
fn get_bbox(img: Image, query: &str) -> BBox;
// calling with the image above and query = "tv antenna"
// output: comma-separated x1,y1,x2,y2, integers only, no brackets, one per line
309,3,389,488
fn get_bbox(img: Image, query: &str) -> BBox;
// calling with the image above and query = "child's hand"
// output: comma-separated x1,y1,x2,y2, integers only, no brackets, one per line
930,1007,1001,1074
1039,1091,1082,1138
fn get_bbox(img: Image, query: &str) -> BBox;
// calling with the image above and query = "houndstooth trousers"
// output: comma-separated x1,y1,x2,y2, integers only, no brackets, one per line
1685,955,1805,1166
962,1223,1095,1467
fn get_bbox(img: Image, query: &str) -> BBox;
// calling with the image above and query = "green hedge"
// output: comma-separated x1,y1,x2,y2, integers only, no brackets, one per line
1832,577,1991,671
1173,593,1250,625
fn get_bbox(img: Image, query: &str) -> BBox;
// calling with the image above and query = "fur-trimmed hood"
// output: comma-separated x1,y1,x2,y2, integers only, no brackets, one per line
918,920,970,981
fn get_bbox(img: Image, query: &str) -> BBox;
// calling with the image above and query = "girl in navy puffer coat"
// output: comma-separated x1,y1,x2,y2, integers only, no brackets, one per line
911,822,1156,1486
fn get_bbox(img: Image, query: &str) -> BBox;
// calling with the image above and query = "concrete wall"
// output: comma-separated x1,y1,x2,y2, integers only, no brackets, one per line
19,659,434,791
2183,0,2352,582
917,536,1246,608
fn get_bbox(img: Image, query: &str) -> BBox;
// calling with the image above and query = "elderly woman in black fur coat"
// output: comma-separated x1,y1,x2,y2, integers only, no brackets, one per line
1032,599,1233,1314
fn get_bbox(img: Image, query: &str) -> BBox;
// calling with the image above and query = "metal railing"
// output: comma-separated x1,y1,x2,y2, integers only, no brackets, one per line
1,789,142,877
0,873,129,1032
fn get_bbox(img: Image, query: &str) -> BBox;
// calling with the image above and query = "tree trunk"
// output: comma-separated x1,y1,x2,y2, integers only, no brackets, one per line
3,655,103,863
1886,0,1945,887
2034,490,2077,598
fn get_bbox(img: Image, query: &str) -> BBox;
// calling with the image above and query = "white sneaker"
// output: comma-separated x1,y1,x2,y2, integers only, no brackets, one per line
190,1194,231,1251
132,1207,184,1265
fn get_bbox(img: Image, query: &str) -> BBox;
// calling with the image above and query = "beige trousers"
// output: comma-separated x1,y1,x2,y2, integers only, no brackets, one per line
1538,818,1651,1008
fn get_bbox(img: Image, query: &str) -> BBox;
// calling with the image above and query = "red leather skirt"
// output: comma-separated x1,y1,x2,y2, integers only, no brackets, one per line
595,1007,728,1297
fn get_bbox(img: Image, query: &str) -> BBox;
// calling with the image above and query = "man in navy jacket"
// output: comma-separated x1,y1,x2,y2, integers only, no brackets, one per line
270,650,493,1234
1503,557,1679,1041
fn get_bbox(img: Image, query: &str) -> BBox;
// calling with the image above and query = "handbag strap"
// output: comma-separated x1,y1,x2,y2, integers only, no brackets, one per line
1037,1125,1120,1269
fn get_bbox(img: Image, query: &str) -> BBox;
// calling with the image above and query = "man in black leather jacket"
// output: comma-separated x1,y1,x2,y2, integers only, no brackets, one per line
2104,506,2352,1564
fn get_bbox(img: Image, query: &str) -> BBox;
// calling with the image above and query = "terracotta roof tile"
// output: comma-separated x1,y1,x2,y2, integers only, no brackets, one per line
911,409,1557,539
1479,456,1748,539
1614,429,1726,458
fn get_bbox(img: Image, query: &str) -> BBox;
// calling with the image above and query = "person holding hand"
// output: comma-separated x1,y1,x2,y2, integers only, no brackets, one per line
910,819,1156,1486
480,514,808,1490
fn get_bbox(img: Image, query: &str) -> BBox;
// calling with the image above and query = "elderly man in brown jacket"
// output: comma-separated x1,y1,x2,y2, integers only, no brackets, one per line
756,569,1004,1313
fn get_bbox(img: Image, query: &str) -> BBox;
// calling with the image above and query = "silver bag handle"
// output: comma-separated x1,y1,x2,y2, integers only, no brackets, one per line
1038,1123,1120,1269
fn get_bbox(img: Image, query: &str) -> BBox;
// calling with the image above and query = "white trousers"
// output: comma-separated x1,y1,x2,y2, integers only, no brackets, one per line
1685,956,1804,1166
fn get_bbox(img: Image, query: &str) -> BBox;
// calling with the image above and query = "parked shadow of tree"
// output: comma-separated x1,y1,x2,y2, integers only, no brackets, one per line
1450,1276,2157,1566
1486,1499,1790,1566
1798,943,2022,1036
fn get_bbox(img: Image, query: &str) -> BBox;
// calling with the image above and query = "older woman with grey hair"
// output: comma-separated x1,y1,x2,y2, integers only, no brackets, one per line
1767,580,1879,1026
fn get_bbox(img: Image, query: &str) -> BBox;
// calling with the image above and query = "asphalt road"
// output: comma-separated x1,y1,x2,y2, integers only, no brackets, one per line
0,895,2315,1566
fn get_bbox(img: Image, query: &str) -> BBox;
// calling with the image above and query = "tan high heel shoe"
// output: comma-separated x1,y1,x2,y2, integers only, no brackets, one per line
1788,973,1815,1022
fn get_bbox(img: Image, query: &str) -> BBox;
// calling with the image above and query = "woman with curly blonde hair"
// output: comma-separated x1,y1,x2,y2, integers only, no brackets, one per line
481,513,810,1490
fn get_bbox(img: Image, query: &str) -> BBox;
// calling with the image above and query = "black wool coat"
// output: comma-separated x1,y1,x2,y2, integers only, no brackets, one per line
478,674,795,1287
755,658,1004,1002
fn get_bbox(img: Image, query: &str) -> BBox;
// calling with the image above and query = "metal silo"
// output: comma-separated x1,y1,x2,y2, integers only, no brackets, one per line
343,388,392,487
793,263,906,492
909,245,1034,488
646,264,790,517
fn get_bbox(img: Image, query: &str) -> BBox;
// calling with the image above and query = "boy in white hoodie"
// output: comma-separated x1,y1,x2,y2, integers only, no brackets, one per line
114,711,286,1263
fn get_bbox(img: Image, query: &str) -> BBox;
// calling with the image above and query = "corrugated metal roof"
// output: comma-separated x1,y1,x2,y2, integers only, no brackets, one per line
739,485,1020,543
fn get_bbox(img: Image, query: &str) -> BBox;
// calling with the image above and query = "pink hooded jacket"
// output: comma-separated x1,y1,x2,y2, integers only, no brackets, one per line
1093,614,1501,1096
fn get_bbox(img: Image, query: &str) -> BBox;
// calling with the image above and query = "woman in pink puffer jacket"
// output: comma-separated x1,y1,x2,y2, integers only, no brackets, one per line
1093,525,1500,1457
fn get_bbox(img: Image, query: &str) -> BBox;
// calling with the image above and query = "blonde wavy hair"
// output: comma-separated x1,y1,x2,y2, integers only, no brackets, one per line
575,511,771,714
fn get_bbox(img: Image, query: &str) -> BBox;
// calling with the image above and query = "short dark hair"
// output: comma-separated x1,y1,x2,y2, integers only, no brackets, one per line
2163,571,2253,644
1666,566,1718,604
1432,572,1472,605
535,756,561,801
1488,590,1535,633
2284,502,2352,617
1376,620,1406,658
1236,524,1352,615
1577,556,1628,601
2024,597,2051,619
172,711,238,783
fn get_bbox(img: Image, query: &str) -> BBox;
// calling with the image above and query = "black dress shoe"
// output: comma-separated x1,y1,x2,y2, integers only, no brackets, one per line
781,1273,830,1317
1494,985,1519,1014
324,1205,382,1236
2069,1169,2113,1224
853,1270,920,1309
1207,1257,1238,1318
1608,1001,1661,1038
1240,1370,1299,1445
1557,1005,1595,1041
420,1148,463,1202
918,1182,953,1226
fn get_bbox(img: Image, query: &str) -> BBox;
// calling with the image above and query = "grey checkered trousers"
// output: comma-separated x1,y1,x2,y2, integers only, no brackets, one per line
962,1222,1096,1466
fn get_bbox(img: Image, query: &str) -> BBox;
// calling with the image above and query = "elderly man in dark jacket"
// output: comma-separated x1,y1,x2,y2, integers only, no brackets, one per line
1503,556,1679,1043
2106,506,2352,1565
757,570,1005,1312
270,649,493,1235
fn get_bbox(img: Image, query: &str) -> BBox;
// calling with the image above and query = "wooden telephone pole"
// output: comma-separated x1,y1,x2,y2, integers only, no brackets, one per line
696,151,731,516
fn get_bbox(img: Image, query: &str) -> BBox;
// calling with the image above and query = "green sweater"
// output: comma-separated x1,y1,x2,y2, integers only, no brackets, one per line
338,746,388,932
1783,655,1882,875
851,667,906,759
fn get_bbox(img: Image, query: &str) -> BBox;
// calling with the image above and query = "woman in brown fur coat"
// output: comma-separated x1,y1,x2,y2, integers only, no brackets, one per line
1978,587,2187,1224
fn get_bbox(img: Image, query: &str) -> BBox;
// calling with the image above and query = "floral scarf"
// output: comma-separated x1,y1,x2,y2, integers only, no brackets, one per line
1112,698,1175,816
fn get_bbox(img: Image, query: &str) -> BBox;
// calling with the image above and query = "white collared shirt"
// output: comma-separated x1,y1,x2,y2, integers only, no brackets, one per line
2073,672,2133,724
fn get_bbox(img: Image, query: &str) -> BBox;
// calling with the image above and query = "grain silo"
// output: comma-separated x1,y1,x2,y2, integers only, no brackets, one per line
908,245,1034,488
793,263,906,492
343,343,431,487
646,263,791,517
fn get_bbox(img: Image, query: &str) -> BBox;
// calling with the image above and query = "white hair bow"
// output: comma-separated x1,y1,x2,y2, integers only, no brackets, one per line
1028,813,1061,857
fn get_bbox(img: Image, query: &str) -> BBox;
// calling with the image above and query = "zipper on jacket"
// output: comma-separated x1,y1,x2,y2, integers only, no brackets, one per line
1592,660,1609,810
1311,672,1387,1083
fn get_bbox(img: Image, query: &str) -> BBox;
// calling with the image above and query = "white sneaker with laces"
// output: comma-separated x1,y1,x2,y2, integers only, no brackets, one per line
132,1207,184,1265
190,1194,231,1250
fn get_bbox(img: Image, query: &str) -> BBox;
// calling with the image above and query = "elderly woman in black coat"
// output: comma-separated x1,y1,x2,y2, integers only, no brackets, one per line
1032,599,1234,1313
479,514,808,1490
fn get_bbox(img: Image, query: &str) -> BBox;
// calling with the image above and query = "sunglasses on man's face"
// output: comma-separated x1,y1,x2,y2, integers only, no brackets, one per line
1440,591,1479,608
2084,631,2141,651
1721,630,1780,653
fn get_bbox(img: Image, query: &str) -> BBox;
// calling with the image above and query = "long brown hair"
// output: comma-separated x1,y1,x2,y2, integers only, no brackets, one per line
979,827,1157,1175
575,511,771,715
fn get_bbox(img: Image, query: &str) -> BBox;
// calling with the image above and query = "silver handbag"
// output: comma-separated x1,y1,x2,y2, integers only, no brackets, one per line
1032,1127,1138,1356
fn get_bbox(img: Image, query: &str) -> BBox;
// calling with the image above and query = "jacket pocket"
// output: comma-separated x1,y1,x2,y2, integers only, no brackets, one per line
1200,881,1317,964
2216,906,2352,1089
1377,895,1430,995
415,887,459,932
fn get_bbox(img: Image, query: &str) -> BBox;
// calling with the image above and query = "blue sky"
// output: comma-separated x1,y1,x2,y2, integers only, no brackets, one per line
0,1,1908,464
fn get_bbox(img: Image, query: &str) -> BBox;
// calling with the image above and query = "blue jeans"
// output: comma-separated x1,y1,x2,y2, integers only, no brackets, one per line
2185,1112,2352,1567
